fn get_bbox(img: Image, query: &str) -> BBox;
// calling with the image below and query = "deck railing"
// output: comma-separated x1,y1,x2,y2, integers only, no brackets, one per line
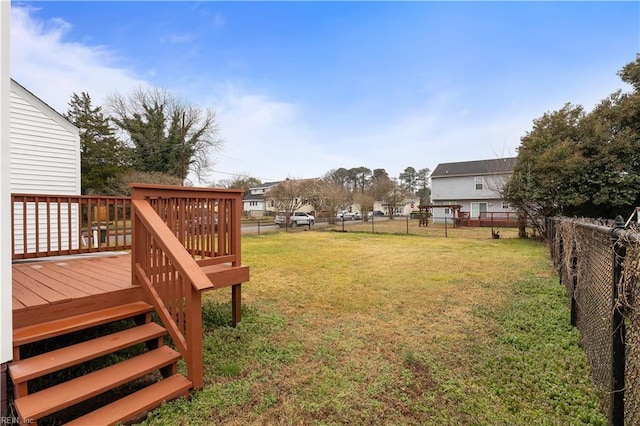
130,184,245,390
11,194,131,260
458,211,520,227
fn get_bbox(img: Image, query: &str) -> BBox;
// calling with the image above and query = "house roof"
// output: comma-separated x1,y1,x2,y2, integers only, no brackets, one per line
252,181,281,189
244,192,265,201
10,78,78,134
431,157,516,178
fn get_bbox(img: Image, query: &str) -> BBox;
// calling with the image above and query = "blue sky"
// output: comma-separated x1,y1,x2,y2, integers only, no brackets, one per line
9,1,640,185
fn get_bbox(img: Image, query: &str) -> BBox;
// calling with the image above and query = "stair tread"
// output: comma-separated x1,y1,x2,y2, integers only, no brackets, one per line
10,322,167,383
14,346,181,421
13,301,153,346
65,374,192,426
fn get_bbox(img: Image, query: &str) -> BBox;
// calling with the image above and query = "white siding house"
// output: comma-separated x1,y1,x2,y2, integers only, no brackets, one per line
1,2,12,416
10,79,80,194
431,158,517,223
9,79,82,256
243,181,280,217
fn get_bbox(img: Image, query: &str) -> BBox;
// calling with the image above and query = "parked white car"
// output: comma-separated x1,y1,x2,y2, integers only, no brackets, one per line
290,212,315,227
336,210,355,221
276,211,315,227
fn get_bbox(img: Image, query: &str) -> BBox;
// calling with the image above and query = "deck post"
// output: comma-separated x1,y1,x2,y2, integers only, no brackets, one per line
187,286,204,390
232,284,242,326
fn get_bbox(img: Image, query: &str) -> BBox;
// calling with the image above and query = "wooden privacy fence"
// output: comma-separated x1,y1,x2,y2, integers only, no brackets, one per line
547,216,640,426
11,194,131,260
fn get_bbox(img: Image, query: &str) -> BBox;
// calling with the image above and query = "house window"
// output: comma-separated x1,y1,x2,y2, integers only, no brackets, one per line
444,201,457,215
502,201,509,209
474,177,484,190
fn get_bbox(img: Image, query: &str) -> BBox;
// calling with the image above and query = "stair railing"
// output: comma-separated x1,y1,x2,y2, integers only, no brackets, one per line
130,184,245,390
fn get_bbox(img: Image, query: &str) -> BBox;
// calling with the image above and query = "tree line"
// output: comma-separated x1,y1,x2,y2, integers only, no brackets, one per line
259,166,431,223
504,54,640,235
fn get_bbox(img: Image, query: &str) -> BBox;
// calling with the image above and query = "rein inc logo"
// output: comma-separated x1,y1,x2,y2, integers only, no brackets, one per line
1,417,35,425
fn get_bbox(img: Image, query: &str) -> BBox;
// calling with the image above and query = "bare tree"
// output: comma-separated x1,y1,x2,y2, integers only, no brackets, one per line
383,178,407,219
267,178,308,225
106,170,184,196
216,174,262,192
107,86,222,183
306,177,351,224
354,191,375,221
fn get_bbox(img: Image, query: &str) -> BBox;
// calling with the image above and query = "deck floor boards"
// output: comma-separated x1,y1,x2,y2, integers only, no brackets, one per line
11,269,72,305
12,253,135,313
34,262,123,294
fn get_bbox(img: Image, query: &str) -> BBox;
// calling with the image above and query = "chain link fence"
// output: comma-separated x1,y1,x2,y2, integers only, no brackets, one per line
548,216,640,425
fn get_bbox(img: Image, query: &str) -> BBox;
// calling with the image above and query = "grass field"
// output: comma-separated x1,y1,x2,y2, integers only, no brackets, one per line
140,230,605,425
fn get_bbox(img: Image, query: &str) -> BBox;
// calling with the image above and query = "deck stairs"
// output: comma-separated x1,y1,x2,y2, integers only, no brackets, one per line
9,301,191,425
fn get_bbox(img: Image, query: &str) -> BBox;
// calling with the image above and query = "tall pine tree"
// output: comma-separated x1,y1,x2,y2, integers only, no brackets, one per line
65,92,130,194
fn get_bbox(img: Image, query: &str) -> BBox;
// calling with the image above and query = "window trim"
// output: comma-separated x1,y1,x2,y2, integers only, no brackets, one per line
474,176,484,190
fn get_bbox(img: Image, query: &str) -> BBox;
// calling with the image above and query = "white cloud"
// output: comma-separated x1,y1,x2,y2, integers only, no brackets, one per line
10,6,145,114
199,87,329,183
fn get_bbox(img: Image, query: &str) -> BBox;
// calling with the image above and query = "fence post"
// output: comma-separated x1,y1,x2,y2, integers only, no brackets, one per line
611,215,626,426
570,246,578,327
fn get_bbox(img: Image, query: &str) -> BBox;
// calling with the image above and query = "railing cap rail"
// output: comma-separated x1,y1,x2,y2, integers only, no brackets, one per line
12,193,131,201
130,183,245,196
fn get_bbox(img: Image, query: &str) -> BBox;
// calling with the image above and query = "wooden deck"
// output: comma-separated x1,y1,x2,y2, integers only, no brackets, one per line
12,253,145,329
8,186,250,424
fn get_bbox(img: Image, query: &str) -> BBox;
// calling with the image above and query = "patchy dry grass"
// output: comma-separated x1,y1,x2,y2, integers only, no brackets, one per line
327,218,525,239
140,231,605,425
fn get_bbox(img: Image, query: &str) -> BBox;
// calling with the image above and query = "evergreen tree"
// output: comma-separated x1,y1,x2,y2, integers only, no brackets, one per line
64,92,130,194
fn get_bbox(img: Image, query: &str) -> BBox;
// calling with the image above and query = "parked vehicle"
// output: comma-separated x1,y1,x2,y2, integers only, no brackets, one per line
274,212,288,227
275,211,315,227
367,210,385,218
336,210,355,221
352,211,362,220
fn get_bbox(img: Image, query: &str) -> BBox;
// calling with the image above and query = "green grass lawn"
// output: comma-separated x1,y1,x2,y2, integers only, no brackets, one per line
140,231,605,425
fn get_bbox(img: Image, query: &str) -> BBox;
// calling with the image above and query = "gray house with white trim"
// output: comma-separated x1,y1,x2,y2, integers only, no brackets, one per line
430,157,517,223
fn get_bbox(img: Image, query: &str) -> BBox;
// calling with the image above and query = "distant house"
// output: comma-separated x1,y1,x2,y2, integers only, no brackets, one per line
430,157,517,224
243,181,281,217
244,179,320,217
9,79,81,255
374,197,421,217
